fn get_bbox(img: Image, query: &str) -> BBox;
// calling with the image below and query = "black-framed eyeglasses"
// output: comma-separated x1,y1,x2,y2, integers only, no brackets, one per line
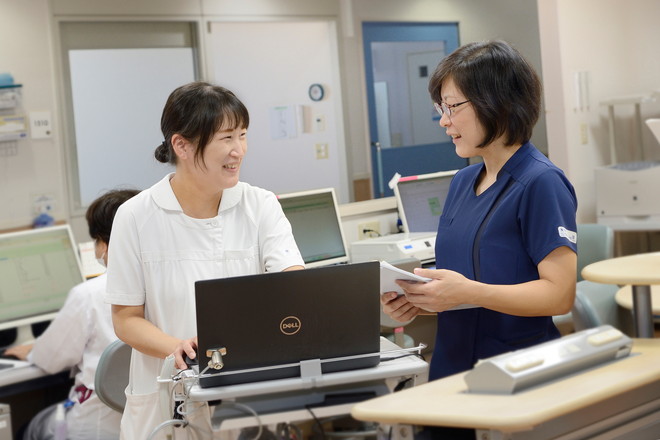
434,100,470,118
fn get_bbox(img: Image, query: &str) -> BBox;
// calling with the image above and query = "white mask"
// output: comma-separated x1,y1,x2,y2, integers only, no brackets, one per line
97,251,106,268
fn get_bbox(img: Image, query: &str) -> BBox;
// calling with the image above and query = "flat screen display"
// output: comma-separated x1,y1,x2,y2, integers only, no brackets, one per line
277,188,349,268
394,170,457,233
0,225,84,326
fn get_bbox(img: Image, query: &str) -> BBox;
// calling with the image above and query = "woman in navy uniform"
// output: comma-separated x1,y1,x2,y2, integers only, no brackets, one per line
382,40,578,382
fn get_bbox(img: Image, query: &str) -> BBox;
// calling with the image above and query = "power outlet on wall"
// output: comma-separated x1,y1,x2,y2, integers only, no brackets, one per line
358,221,380,240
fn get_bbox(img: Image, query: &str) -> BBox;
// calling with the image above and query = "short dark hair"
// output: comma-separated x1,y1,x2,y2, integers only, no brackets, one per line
428,40,541,147
86,189,140,244
154,81,250,167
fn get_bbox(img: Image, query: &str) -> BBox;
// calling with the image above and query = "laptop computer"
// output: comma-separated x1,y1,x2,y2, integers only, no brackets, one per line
195,261,380,388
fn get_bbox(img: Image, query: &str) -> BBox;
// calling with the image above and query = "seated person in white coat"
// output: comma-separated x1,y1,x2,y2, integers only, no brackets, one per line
4,188,139,440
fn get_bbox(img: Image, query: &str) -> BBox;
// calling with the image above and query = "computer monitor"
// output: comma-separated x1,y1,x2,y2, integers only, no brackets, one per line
394,170,458,233
277,188,350,268
0,225,85,334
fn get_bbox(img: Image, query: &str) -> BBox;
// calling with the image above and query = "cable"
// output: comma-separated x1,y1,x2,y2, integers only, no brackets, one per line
379,343,427,361
362,228,381,238
146,419,187,440
213,401,263,440
305,405,327,440
393,377,413,392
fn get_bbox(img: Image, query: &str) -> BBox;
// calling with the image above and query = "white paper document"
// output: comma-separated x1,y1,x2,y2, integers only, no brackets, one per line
379,260,477,311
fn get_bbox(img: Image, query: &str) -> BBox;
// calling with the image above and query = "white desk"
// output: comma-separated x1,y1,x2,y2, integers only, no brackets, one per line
188,338,429,432
352,339,660,439
0,364,47,389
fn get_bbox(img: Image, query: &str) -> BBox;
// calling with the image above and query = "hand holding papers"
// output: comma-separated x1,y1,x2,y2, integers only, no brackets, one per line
379,261,477,312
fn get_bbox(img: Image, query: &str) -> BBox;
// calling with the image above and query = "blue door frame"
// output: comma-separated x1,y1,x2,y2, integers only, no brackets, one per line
362,22,467,198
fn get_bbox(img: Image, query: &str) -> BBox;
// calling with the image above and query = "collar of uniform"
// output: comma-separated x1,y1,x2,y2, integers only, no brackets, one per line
151,173,244,214
151,173,183,212
218,182,244,213
501,141,533,177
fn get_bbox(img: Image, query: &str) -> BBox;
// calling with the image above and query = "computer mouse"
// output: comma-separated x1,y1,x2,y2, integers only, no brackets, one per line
183,353,198,368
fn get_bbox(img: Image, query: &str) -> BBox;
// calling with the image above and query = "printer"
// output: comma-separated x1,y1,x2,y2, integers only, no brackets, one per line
350,232,436,265
595,161,660,227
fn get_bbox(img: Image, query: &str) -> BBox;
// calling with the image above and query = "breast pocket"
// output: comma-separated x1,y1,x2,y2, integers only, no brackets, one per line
222,246,261,277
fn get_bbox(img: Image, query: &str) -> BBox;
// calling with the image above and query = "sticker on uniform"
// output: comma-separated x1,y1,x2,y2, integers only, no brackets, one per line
558,226,577,243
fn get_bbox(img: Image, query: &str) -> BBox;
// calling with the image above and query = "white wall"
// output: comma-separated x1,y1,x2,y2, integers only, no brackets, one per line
208,21,349,202
539,0,660,224
0,1,66,231
5,0,658,252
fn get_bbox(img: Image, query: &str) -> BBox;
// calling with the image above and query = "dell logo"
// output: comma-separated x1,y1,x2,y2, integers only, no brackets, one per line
280,316,302,335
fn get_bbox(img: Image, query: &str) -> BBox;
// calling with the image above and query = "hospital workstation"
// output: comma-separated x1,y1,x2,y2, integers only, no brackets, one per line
2,180,660,439
2,1,660,439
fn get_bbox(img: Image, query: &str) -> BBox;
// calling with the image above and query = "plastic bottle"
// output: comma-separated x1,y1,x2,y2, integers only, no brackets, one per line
53,401,73,440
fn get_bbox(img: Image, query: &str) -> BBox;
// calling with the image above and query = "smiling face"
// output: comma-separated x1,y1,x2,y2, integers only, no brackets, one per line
195,124,248,191
438,77,486,159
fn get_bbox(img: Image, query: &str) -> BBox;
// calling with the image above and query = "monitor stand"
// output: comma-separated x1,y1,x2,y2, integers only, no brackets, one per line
14,324,36,345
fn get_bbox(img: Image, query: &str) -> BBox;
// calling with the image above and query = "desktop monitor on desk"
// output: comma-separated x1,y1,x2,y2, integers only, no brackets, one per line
394,170,457,233
277,188,349,268
0,225,84,344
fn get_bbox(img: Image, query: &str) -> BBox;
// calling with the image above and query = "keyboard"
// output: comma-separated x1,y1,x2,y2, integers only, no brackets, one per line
0,352,31,372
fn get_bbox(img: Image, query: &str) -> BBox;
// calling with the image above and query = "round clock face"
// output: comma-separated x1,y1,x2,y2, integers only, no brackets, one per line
308,83,324,101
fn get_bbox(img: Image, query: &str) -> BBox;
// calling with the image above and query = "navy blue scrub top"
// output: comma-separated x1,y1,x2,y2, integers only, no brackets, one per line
431,142,577,380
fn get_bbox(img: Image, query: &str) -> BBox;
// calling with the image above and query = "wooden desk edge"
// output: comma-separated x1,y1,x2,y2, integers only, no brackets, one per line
351,339,660,432
581,252,660,285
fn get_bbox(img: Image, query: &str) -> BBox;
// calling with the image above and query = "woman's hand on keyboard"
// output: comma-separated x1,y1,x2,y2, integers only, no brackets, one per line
3,343,33,361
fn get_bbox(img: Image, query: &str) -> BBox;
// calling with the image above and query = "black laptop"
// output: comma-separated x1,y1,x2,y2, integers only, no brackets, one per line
194,261,381,388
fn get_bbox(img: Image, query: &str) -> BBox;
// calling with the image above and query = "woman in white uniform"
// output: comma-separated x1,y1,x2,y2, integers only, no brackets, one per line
105,82,305,439
4,189,139,440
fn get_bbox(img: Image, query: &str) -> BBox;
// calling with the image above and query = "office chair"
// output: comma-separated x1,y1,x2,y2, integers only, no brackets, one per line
553,223,614,332
576,223,614,282
571,280,633,335
95,339,131,413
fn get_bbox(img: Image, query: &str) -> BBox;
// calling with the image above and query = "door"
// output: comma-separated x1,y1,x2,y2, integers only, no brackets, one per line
362,22,467,198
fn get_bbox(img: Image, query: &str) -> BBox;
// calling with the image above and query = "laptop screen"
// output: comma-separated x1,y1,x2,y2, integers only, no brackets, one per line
194,261,380,388
277,188,349,268
394,170,457,233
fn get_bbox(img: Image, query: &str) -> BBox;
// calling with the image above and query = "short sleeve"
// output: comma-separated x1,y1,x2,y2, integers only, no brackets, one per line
519,169,578,264
257,192,304,272
105,203,146,306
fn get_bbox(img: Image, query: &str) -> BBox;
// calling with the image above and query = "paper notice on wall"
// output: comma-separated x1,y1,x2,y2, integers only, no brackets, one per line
0,114,27,141
269,105,298,140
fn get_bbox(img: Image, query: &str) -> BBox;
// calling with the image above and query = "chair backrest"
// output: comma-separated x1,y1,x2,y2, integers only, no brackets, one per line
94,339,131,413
571,280,632,335
576,224,613,282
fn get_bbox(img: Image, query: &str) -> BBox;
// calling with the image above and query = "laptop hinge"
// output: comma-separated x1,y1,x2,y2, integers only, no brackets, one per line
300,358,322,387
